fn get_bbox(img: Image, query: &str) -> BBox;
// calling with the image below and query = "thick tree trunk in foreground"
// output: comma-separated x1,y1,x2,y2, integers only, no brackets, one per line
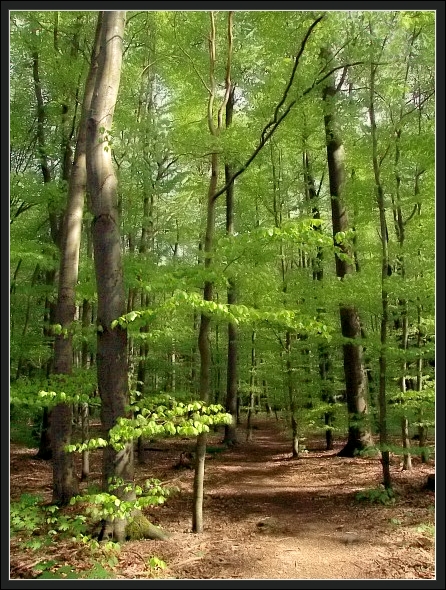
51,13,102,506
86,11,132,543
321,48,372,457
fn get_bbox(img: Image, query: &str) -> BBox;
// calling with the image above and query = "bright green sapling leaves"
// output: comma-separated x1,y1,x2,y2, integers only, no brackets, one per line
67,395,232,453
70,477,177,523
10,369,98,411
112,288,332,339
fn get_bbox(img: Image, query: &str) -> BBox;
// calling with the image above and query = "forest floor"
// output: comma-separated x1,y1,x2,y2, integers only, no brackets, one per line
10,416,436,581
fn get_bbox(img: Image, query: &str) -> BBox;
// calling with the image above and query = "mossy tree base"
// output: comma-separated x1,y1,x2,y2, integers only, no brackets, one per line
125,514,171,541
94,514,171,542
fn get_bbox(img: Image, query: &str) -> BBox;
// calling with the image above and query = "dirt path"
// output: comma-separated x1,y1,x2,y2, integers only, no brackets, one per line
10,417,435,580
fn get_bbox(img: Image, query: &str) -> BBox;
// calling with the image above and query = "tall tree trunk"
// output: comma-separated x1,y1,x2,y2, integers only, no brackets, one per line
36,287,57,460
193,11,233,534
286,331,299,458
136,34,157,463
369,56,391,489
50,12,102,506
303,150,334,450
86,10,131,543
271,139,299,454
393,135,412,470
80,225,94,478
223,86,238,446
31,32,60,460
416,305,428,463
390,45,427,466
321,47,372,457
246,331,256,442
15,264,40,381
193,152,217,534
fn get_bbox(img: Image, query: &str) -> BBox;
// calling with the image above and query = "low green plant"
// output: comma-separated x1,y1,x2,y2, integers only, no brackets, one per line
35,560,115,579
10,493,48,549
147,556,167,577
416,523,435,537
70,477,178,525
355,486,396,505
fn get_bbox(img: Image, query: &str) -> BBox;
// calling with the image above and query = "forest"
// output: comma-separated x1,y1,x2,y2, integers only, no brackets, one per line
9,9,436,581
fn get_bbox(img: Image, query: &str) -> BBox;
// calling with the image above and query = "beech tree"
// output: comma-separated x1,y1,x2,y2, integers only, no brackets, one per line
320,45,373,457
85,10,130,542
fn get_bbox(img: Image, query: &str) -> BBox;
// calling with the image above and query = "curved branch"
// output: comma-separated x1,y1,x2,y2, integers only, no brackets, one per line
207,12,217,136
212,60,363,203
173,13,211,94
217,11,234,130
261,14,325,144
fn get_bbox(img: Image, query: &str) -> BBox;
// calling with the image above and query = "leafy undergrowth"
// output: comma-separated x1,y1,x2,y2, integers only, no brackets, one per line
10,417,435,580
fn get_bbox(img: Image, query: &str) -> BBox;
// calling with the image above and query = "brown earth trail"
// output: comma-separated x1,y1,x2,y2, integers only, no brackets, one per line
10,417,435,580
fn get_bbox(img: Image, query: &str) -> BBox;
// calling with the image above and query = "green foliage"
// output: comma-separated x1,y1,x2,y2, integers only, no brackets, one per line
10,494,46,540
147,556,167,575
10,488,172,578
66,395,232,453
113,288,332,339
415,523,435,538
36,561,115,579
355,486,396,505
70,477,178,524
11,369,98,412
10,403,42,447
10,494,88,553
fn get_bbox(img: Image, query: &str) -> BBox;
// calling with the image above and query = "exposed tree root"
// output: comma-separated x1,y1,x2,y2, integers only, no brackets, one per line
125,514,171,541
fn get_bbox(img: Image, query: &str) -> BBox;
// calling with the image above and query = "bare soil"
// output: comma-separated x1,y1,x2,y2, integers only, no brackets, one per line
10,416,436,580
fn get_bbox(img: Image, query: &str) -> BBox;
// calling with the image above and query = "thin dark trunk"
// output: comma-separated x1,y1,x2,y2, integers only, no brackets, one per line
400,313,412,470
416,305,428,463
80,402,90,481
35,407,52,460
286,331,299,458
369,56,391,489
31,35,59,460
193,188,215,532
246,331,256,442
15,264,40,381
303,150,334,450
223,88,238,446
193,11,233,533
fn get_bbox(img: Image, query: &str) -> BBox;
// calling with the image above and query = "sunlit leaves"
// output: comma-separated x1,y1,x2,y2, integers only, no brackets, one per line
65,395,232,452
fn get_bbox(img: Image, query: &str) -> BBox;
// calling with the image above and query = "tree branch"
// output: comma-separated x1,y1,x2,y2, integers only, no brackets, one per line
405,203,420,225
211,60,364,203
173,14,211,94
316,169,325,198
261,14,325,144
217,11,233,130
336,66,348,92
